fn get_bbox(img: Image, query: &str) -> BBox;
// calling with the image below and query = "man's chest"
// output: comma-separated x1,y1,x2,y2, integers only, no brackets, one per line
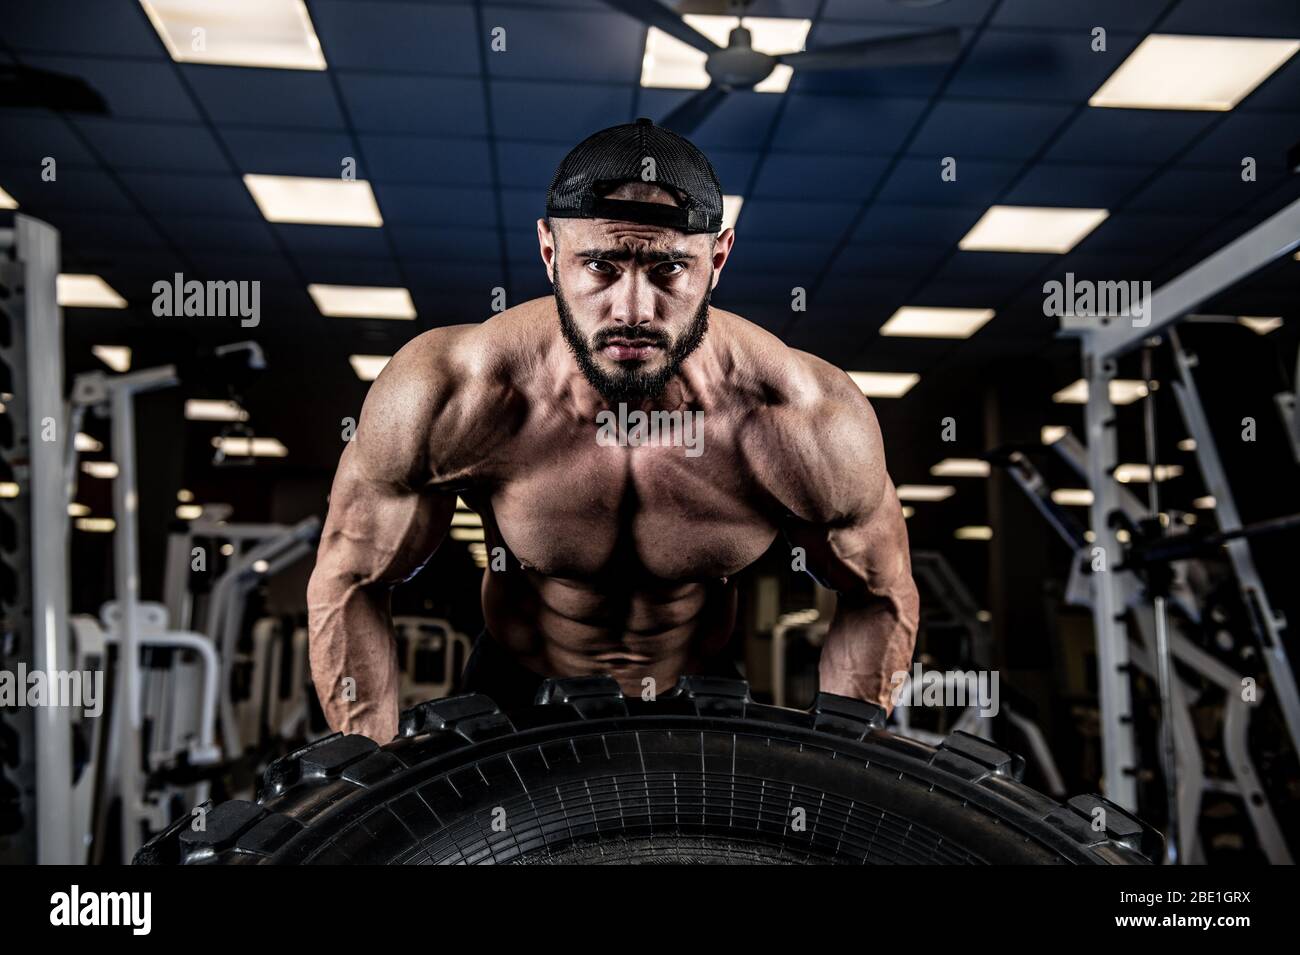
475,418,780,582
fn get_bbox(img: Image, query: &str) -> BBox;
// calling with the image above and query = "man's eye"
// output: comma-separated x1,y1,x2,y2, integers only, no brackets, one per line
585,260,615,274
656,262,685,277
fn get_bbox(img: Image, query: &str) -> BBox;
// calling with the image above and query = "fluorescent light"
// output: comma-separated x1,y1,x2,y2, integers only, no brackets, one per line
349,354,391,381
243,174,383,227
1052,378,1149,405
1238,316,1282,335
1194,495,1216,509
74,433,103,453
0,482,17,499
210,436,288,457
140,0,326,70
959,205,1108,254
901,506,915,518
76,517,116,533
220,543,235,556
1051,488,1094,506
895,484,955,502
1116,529,1131,544
1114,463,1183,483
68,503,91,517
1041,425,1069,445
186,399,248,422
1089,34,1298,111
451,511,482,527
722,195,744,231
252,559,270,573
81,461,119,479
0,185,16,209
177,488,194,502
955,525,993,541
176,504,203,520
93,345,132,372
640,15,810,93
308,284,416,320
881,307,995,339
58,274,127,309
450,527,485,542
1178,438,1196,452
930,458,990,478
847,371,920,398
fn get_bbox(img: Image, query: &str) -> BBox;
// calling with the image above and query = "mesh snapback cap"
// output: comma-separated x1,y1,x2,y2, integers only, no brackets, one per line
546,118,724,235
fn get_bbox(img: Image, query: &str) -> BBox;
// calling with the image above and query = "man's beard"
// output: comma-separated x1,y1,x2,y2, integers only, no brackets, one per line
554,272,710,403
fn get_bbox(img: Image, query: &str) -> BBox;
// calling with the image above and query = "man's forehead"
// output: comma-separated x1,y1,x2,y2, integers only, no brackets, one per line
561,217,700,250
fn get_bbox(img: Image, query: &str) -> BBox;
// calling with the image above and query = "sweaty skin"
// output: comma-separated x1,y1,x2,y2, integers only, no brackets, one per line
308,188,919,742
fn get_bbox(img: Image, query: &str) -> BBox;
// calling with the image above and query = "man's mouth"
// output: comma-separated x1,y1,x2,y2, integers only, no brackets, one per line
602,339,663,361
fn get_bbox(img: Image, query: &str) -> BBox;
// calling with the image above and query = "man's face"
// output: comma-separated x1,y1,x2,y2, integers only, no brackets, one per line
539,183,734,403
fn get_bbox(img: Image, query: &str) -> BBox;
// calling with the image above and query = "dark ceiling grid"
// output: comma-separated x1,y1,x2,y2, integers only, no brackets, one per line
836,0,1218,380
112,0,319,335
889,0,1284,414
837,2,1179,364
311,7,415,319
469,0,514,311
0,40,207,306
775,0,1003,343
733,0,832,249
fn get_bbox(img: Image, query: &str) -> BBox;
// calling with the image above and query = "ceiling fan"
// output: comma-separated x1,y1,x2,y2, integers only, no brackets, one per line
600,0,962,134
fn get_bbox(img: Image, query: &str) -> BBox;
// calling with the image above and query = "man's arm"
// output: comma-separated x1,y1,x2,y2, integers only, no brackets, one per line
306,336,459,742
773,358,920,712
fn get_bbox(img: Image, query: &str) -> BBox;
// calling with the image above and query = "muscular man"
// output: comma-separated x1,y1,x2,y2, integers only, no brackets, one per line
308,119,919,742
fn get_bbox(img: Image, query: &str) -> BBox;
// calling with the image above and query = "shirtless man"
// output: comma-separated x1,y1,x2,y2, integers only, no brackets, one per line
308,119,919,742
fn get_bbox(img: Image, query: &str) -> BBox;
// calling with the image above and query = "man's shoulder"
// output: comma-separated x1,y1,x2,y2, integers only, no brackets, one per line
711,307,862,412
718,309,884,517
379,299,555,398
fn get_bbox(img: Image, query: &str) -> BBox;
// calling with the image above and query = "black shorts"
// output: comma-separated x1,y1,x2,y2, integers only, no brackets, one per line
460,630,742,713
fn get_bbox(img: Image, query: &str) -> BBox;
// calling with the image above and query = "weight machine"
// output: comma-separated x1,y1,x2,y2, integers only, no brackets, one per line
1048,194,1300,861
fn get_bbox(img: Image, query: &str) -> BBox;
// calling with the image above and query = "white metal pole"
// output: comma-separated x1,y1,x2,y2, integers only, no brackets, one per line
17,215,76,864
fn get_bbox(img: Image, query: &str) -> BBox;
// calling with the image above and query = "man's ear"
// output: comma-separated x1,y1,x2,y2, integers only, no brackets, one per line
710,227,736,290
537,217,558,283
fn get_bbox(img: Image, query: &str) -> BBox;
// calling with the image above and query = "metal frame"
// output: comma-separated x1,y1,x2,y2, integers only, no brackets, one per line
10,216,76,864
70,365,178,860
1169,330,1300,752
1002,430,1293,862
1060,194,1300,815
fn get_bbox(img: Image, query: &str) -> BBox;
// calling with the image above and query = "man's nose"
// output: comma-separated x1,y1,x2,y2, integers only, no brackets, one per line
608,272,656,328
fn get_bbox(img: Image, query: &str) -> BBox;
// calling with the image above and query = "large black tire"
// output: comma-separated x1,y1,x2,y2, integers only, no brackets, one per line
136,676,1161,865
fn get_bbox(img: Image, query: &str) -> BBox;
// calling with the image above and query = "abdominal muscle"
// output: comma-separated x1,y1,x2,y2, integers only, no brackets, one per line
480,567,739,695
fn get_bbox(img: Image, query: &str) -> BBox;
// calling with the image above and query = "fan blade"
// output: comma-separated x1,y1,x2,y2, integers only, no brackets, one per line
599,0,720,54
659,86,729,134
674,0,752,13
778,27,961,71
0,65,108,113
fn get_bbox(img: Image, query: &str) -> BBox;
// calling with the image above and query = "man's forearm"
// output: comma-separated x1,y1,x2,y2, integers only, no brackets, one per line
307,573,401,742
817,587,919,712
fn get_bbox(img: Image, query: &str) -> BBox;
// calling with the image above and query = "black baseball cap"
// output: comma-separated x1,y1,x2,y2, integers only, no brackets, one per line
546,118,725,235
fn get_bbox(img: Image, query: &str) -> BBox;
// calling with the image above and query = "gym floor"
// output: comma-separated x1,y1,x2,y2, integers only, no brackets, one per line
1,0,1298,890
